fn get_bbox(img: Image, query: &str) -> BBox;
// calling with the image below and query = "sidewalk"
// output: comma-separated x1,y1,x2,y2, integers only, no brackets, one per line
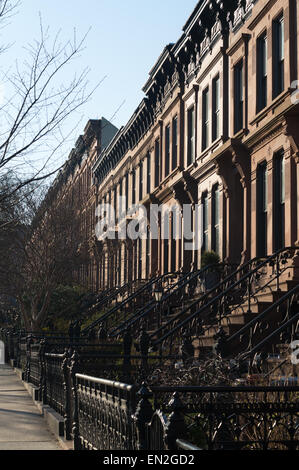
0,364,62,450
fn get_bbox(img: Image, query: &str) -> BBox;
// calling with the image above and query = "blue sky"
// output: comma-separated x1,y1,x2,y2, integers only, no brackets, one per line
2,0,197,135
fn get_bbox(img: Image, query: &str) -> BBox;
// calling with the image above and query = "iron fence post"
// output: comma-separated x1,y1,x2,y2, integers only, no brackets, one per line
25,334,33,383
70,350,81,450
164,392,187,450
40,339,47,404
62,348,72,440
123,327,132,382
133,383,154,450
38,339,46,402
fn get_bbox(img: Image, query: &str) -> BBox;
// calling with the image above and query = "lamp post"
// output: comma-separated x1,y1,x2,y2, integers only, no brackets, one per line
154,287,163,303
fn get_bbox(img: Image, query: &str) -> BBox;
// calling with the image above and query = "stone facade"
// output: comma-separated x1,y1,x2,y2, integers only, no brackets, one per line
89,0,299,292
45,0,299,293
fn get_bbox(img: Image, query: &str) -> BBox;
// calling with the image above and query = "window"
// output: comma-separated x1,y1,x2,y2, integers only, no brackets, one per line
146,152,151,194
273,151,285,251
138,237,142,279
108,191,112,224
187,106,195,165
273,14,284,98
125,173,129,211
117,247,122,284
256,162,268,257
163,237,169,274
212,76,220,141
172,116,178,170
139,160,143,201
212,185,220,254
257,32,267,112
114,186,117,223
202,87,210,151
146,230,150,278
170,215,176,272
133,241,137,280
132,168,136,205
234,60,244,133
123,247,127,283
202,192,209,253
119,178,123,216
154,139,160,187
165,124,170,177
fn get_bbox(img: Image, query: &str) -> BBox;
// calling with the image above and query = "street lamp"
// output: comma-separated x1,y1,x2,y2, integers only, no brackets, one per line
154,287,163,303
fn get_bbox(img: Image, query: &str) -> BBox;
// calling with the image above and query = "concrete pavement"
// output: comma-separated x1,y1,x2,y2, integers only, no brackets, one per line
0,364,62,450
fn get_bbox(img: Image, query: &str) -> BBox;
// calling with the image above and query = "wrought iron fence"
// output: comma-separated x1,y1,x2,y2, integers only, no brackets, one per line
149,384,299,450
73,374,138,450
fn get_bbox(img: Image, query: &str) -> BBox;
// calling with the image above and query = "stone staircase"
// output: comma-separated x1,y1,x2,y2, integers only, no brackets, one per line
194,276,299,357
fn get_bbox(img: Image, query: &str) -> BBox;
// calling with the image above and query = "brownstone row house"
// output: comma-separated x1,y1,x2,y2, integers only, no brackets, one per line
43,118,118,290
89,0,299,292
44,0,299,294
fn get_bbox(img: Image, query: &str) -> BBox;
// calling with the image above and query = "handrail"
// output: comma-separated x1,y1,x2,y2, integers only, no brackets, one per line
83,279,144,318
150,256,260,344
76,373,134,391
227,283,299,347
109,263,232,338
176,439,202,451
81,272,182,335
150,383,299,393
151,246,298,347
197,255,299,341
264,358,289,379
239,310,299,361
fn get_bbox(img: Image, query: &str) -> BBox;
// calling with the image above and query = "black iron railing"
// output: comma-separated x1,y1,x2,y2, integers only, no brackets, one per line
81,272,183,336
221,283,299,359
73,374,138,450
81,278,149,325
108,263,235,339
149,384,299,450
3,327,299,451
150,247,298,353
73,378,299,451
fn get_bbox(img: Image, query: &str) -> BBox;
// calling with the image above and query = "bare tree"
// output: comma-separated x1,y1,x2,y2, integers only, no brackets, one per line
0,0,101,209
1,181,90,331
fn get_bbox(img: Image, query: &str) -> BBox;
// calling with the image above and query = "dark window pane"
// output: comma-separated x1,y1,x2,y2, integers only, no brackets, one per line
212,185,220,254
257,33,267,112
147,152,151,194
257,162,268,256
165,125,170,177
139,161,143,201
212,76,220,141
187,107,195,165
273,151,285,250
202,192,209,252
202,88,209,151
234,60,243,133
155,139,160,187
273,15,284,98
172,116,178,170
